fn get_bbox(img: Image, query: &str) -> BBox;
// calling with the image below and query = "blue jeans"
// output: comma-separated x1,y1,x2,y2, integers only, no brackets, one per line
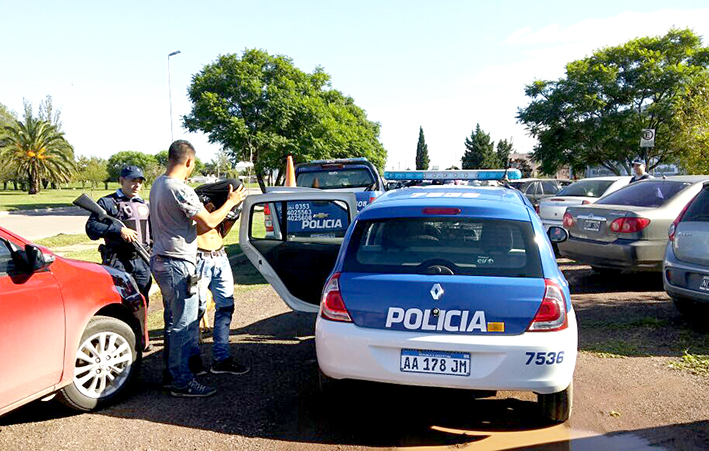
196,252,234,363
151,255,199,388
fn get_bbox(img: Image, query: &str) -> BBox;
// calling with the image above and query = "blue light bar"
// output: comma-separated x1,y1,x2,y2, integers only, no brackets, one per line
384,169,522,181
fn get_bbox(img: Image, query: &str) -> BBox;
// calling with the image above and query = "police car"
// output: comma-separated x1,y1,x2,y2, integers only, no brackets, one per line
240,169,577,423
263,158,384,238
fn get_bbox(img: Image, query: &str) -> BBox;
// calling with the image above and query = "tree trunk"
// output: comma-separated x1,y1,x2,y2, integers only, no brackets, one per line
256,172,267,193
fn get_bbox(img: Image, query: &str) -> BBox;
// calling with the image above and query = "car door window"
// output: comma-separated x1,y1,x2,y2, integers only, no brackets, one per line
542,181,560,195
0,240,13,274
526,183,540,195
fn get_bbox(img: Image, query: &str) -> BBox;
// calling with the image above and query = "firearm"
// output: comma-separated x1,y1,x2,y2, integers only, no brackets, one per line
73,194,151,265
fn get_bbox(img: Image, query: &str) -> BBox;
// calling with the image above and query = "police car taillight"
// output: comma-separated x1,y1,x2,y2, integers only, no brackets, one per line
528,280,568,332
320,272,352,322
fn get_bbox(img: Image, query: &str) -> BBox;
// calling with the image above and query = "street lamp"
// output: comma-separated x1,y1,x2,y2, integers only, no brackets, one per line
168,50,181,142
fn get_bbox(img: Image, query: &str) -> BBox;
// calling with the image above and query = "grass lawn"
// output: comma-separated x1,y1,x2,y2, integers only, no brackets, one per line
0,184,123,212
0,182,262,212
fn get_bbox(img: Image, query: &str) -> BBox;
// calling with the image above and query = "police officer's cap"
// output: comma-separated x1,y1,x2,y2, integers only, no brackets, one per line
632,159,645,166
121,165,145,180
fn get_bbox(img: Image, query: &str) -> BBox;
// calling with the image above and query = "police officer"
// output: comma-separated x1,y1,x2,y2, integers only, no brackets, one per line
86,165,152,303
630,160,653,184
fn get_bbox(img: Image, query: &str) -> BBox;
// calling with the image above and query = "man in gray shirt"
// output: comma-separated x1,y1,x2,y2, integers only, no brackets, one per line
150,140,246,397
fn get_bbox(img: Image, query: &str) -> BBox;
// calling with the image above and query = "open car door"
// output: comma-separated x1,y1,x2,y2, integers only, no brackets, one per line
240,189,358,312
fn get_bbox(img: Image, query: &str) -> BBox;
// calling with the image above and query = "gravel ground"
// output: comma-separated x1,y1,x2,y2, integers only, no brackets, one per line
1,261,709,450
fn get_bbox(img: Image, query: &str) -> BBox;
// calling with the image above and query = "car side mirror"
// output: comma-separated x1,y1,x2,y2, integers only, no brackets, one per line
11,244,54,273
548,227,568,243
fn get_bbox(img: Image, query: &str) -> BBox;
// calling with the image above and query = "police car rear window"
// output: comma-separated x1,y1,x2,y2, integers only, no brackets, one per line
297,168,374,189
344,218,543,278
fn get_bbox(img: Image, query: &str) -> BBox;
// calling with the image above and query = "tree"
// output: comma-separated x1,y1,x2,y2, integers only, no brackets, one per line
153,149,204,175
461,124,496,169
203,150,239,178
183,49,387,192
518,28,709,176
415,126,429,170
675,73,709,174
106,151,157,182
0,101,75,194
0,103,17,190
496,138,514,168
76,156,108,195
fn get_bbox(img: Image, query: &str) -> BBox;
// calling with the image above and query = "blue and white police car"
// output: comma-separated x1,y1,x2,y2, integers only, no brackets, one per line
240,169,577,423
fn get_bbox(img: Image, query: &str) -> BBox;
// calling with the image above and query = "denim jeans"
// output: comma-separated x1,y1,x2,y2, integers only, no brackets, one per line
196,253,235,363
151,255,199,388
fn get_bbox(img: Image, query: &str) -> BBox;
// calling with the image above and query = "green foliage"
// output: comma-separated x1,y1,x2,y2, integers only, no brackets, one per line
203,150,240,178
183,49,387,191
496,138,514,168
75,156,108,193
0,101,75,194
675,73,709,173
415,126,429,170
155,150,169,167
461,124,497,169
518,28,709,176
106,151,157,182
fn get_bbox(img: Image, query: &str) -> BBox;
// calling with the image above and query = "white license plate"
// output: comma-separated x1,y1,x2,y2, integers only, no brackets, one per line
400,349,470,376
700,276,709,291
583,220,601,232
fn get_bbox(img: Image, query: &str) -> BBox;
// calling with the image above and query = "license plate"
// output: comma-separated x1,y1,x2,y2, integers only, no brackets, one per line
700,276,709,291
583,220,601,232
400,349,470,376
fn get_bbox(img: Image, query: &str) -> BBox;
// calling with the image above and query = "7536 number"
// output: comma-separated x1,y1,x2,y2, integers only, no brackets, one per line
525,351,564,365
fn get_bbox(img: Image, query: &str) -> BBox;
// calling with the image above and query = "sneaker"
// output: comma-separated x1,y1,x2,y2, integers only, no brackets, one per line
189,355,208,376
210,358,250,375
170,380,217,398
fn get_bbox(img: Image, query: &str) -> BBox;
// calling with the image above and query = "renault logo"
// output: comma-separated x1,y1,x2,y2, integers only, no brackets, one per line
430,283,444,301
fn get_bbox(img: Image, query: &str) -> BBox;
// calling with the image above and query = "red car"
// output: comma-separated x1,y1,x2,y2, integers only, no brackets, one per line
0,226,147,416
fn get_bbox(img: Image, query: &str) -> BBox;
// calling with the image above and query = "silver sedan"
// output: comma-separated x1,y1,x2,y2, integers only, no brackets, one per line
558,176,709,272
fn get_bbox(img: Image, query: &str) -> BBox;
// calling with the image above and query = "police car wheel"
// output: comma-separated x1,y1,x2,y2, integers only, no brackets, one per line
57,316,141,412
538,381,573,423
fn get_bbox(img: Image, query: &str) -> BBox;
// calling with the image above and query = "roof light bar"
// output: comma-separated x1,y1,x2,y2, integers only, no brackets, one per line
384,169,522,181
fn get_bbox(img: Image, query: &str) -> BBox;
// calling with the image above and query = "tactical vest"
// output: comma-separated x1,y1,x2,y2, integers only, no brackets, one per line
116,199,151,247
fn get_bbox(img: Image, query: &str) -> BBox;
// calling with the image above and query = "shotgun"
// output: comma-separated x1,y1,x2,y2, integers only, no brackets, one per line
73,194,151,265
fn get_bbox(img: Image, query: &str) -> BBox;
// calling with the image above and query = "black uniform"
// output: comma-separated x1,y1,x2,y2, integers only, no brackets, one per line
86,190,152,302
630,173,652,184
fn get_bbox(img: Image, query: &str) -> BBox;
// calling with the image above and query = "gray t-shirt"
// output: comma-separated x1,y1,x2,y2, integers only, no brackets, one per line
149,175,204,264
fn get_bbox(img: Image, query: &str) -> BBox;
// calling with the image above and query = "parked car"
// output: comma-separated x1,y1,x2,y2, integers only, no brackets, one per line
508,179,569,209
295,158,385,210
0,226,147,417
538,176,632,232
263,158,385,238
663,181,709,316
558,176,709,272
240,180,577,423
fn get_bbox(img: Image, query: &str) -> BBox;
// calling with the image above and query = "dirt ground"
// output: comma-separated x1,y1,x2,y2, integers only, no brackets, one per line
1,260,708,450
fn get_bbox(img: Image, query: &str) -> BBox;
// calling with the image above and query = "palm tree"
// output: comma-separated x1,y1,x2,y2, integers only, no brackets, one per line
0,105,75,194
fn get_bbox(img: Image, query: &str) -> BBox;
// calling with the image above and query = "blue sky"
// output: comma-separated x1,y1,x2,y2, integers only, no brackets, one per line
2,1,709,170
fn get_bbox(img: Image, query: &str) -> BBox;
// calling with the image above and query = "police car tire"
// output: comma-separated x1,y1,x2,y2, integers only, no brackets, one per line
538,381,573,423
57,316,141,412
